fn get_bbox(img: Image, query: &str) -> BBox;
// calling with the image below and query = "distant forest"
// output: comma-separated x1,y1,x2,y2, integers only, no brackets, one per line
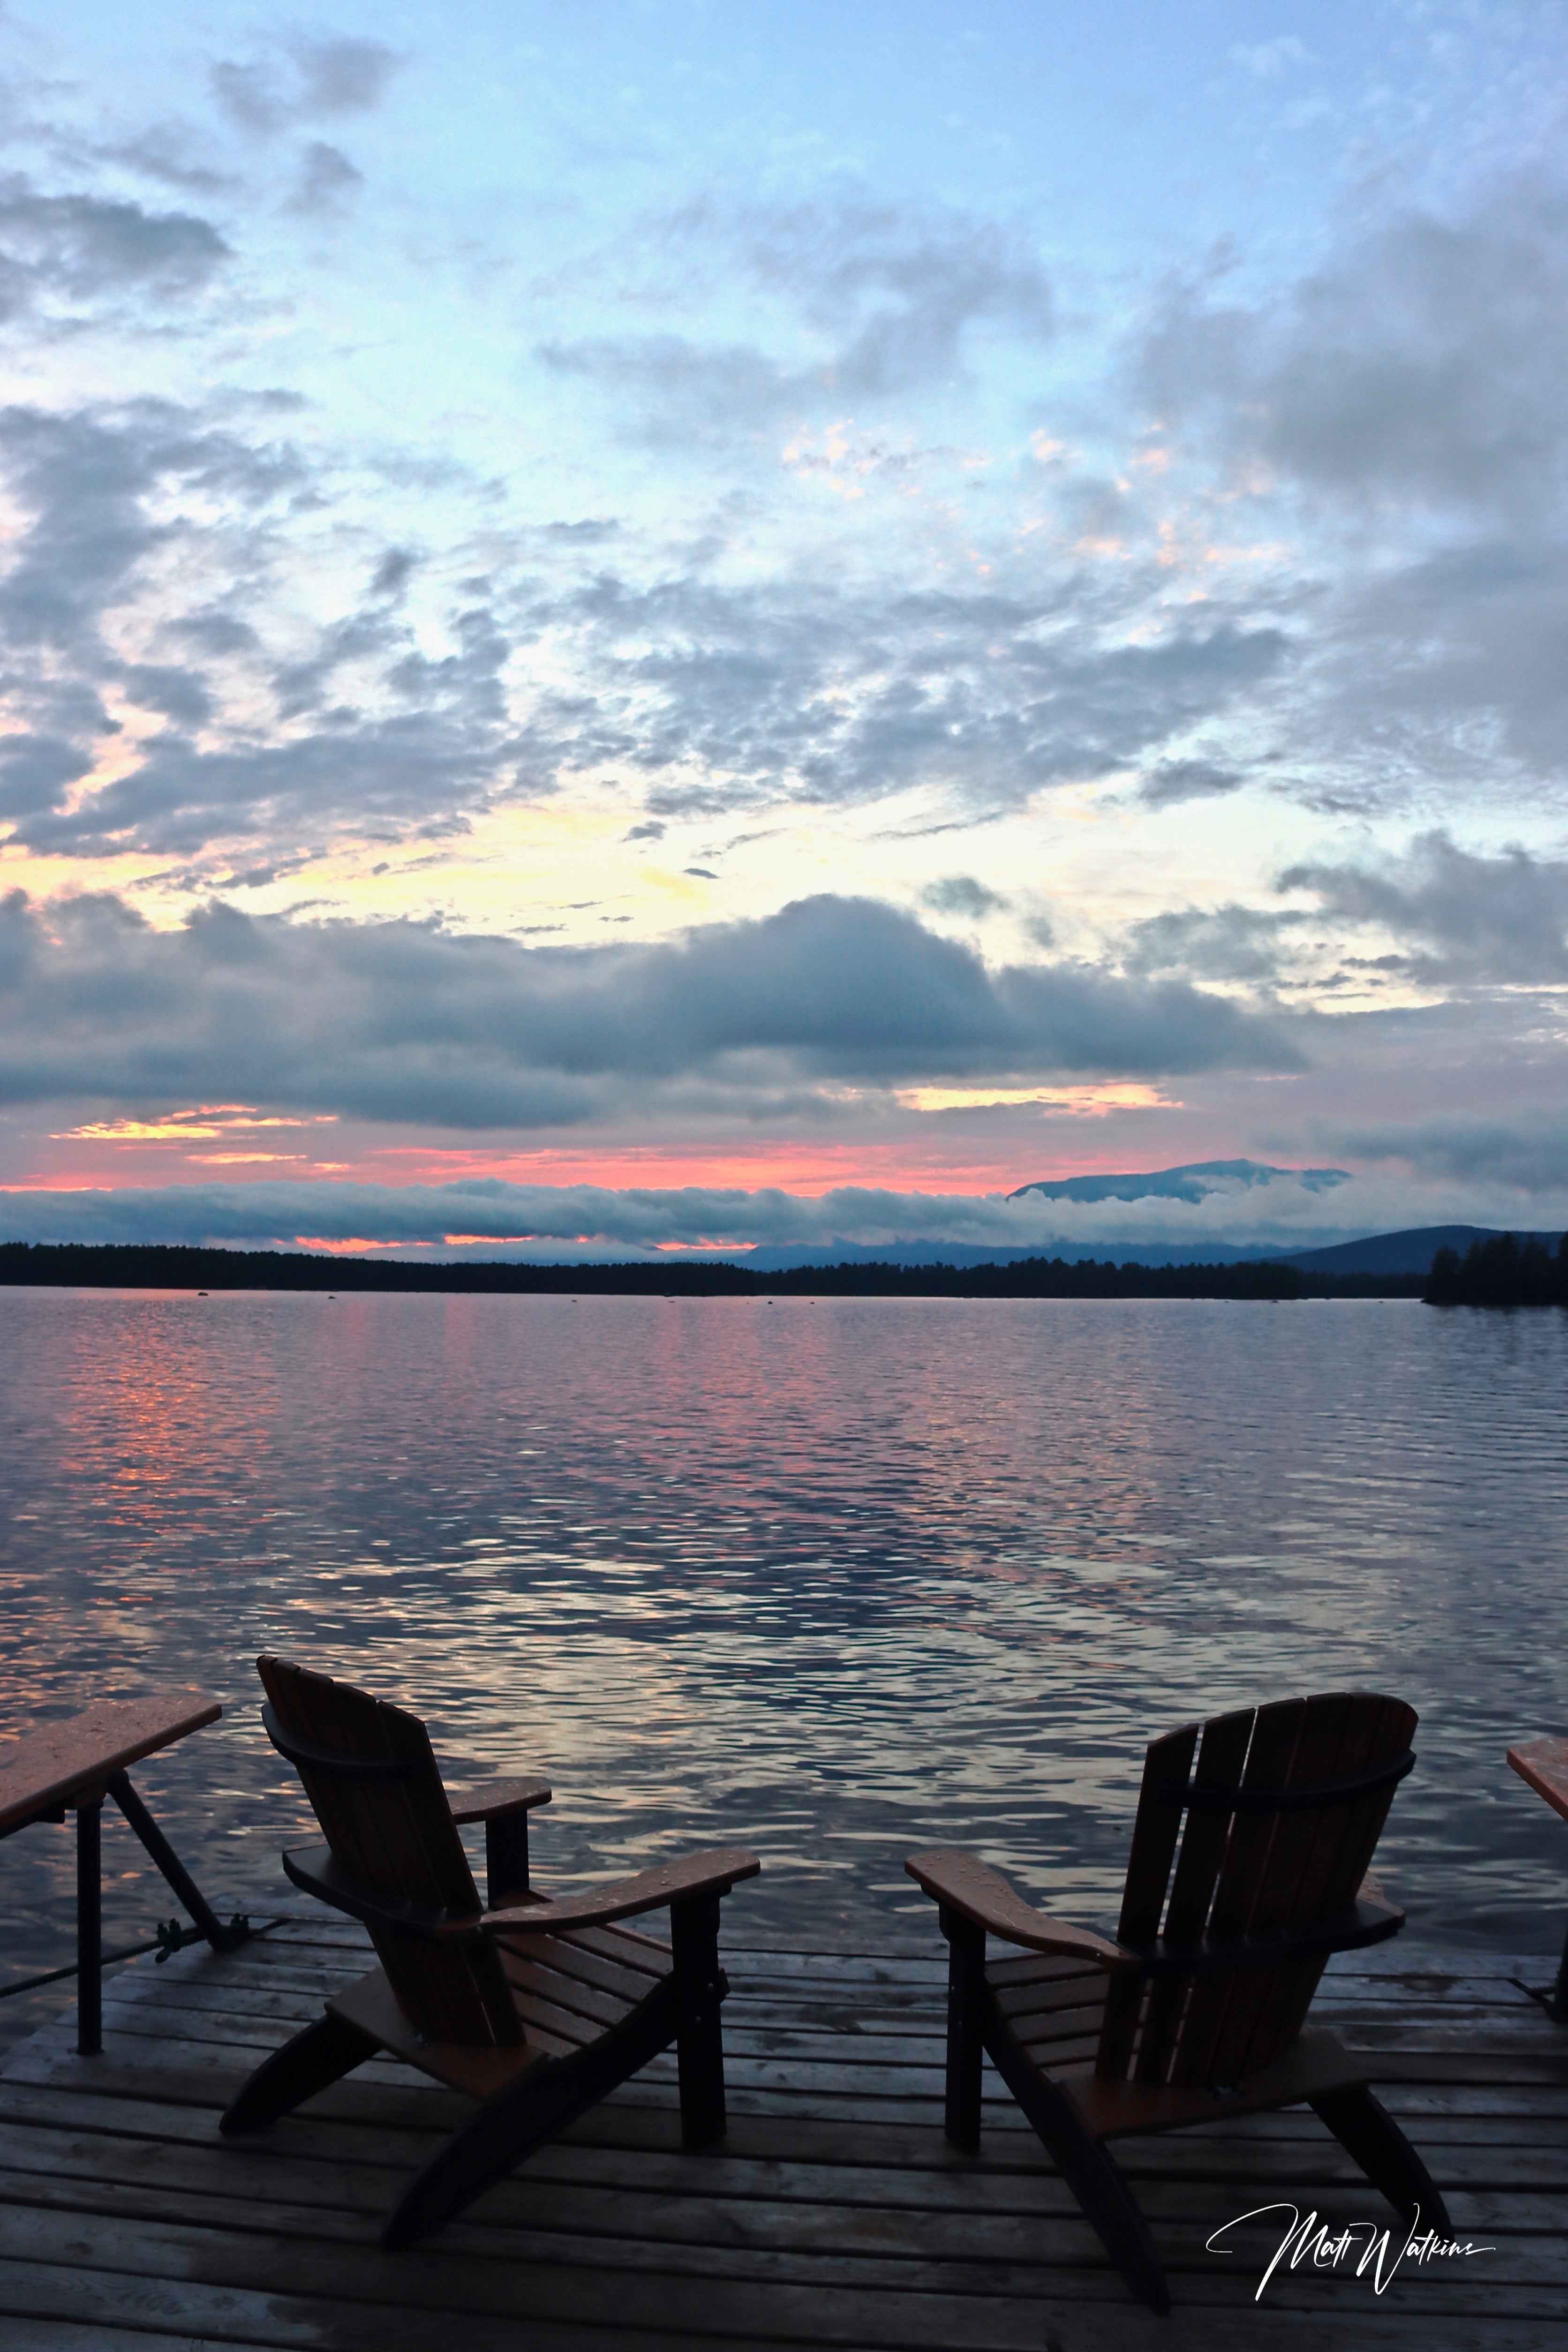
1425,1232,1568,1308
0,1241,1427,1300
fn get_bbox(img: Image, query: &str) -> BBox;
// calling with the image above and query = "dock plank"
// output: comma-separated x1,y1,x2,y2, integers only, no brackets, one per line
3,1923,1566,2349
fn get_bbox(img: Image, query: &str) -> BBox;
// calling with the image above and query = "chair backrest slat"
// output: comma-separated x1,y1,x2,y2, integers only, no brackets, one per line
1172,1694,1342,2086
1230,1692,1414,2076
1133,1708,1256,2086
258,1656,520,2048
1098,1723,1196,2080
1094,1689,1414,2091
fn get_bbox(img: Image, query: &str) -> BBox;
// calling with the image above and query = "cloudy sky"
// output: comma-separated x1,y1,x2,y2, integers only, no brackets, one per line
0,0,1565,1256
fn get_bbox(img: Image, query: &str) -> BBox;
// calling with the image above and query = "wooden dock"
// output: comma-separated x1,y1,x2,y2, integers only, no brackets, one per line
1,1915,1565,2350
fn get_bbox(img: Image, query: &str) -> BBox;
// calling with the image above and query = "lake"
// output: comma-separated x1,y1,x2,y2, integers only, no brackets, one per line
2,1287,1565,2043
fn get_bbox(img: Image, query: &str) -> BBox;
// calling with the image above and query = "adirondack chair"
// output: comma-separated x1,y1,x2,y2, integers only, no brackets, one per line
907,1691,1449,2313
220,1657,760,2247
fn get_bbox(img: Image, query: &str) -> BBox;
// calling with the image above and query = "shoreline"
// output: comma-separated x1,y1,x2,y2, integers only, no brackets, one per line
0,1240,1429,1300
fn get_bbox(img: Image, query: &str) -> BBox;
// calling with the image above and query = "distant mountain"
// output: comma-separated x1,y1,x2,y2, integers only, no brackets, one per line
1284,1225,1556,1276
1007,1158,1351,1206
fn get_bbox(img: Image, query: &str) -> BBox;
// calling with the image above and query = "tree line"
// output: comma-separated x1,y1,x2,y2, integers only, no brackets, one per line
1425,1233,1568,1307
0,1241,1427,1300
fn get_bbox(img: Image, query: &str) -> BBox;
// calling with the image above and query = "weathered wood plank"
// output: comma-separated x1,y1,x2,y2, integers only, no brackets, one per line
4,1924,1565,2350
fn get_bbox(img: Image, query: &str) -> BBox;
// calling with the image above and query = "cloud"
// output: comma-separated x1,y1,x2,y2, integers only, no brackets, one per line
0,733,96,819
517,569,1288,819
287,143,364,218
211,39,400,136
542,186,1053,438
1136,759,1243,808
0,177,229,317
370,547,416,599
1131,171,1568,804
1122,901,1304,987
1141,171,1568,523
0,377,1293,864
921,874,1008,919
0,403,294,662
0,889,1303,1132
5,1152,1561,1256
1323,1109,1568,1195
1010,1158,1348,1205
1279,833,1568,985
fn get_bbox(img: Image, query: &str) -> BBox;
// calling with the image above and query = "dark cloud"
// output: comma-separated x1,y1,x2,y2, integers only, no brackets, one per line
11,717,507,859
1123,902,1304,986
94,130,234,196
0,890,1302,1131
293,38,400,117
370,547,416,599
287,143,364,218
514,570,1287,817
921,875,1008,919
1136,759,1243,808
211,39,400,137
1141,172,1568,521
0,177,228,317
1133,174,1568,807
0,733,95,819
0,403,295,659
1280,833,1568,986
121,663,213,728
1334,540,1568,779
1326,1109,1568,1195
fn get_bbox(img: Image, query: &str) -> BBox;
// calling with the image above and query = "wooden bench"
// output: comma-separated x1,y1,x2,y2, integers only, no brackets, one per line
1508,1734,1568,2021
0,1693,244,2053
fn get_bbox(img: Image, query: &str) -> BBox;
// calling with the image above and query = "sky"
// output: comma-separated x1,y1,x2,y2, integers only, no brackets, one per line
0,0,1565,1258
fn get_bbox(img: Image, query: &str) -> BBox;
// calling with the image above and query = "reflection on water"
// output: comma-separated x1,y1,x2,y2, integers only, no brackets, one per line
2,1289,1566,2031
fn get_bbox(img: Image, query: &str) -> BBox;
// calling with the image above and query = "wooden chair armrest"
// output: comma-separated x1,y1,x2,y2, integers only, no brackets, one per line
905,1849,1134,1966
446,1776,552,1824
1508,1737,1568,1825
483,1847,760,1935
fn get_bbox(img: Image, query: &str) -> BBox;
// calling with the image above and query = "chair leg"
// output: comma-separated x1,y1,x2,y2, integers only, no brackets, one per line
940,1907,985,2153
983,2006,1170,2314
671,1892,728,2148
1311,2086,1453,2236
220,2011,381,2136
383,1975,680,2249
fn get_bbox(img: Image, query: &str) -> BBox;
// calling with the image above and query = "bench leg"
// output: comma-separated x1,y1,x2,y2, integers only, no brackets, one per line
1311,2086,1452,2235
106,1769,244,1952
940,1906,985,2152
75,1798,102,2058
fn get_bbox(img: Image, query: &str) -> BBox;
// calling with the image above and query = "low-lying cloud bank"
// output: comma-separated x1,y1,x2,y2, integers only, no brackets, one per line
3,1163,1563,1261
0,888,1301,1126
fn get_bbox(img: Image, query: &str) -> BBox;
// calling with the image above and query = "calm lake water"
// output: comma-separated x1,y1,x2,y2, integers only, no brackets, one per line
2,1287,1566,2039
